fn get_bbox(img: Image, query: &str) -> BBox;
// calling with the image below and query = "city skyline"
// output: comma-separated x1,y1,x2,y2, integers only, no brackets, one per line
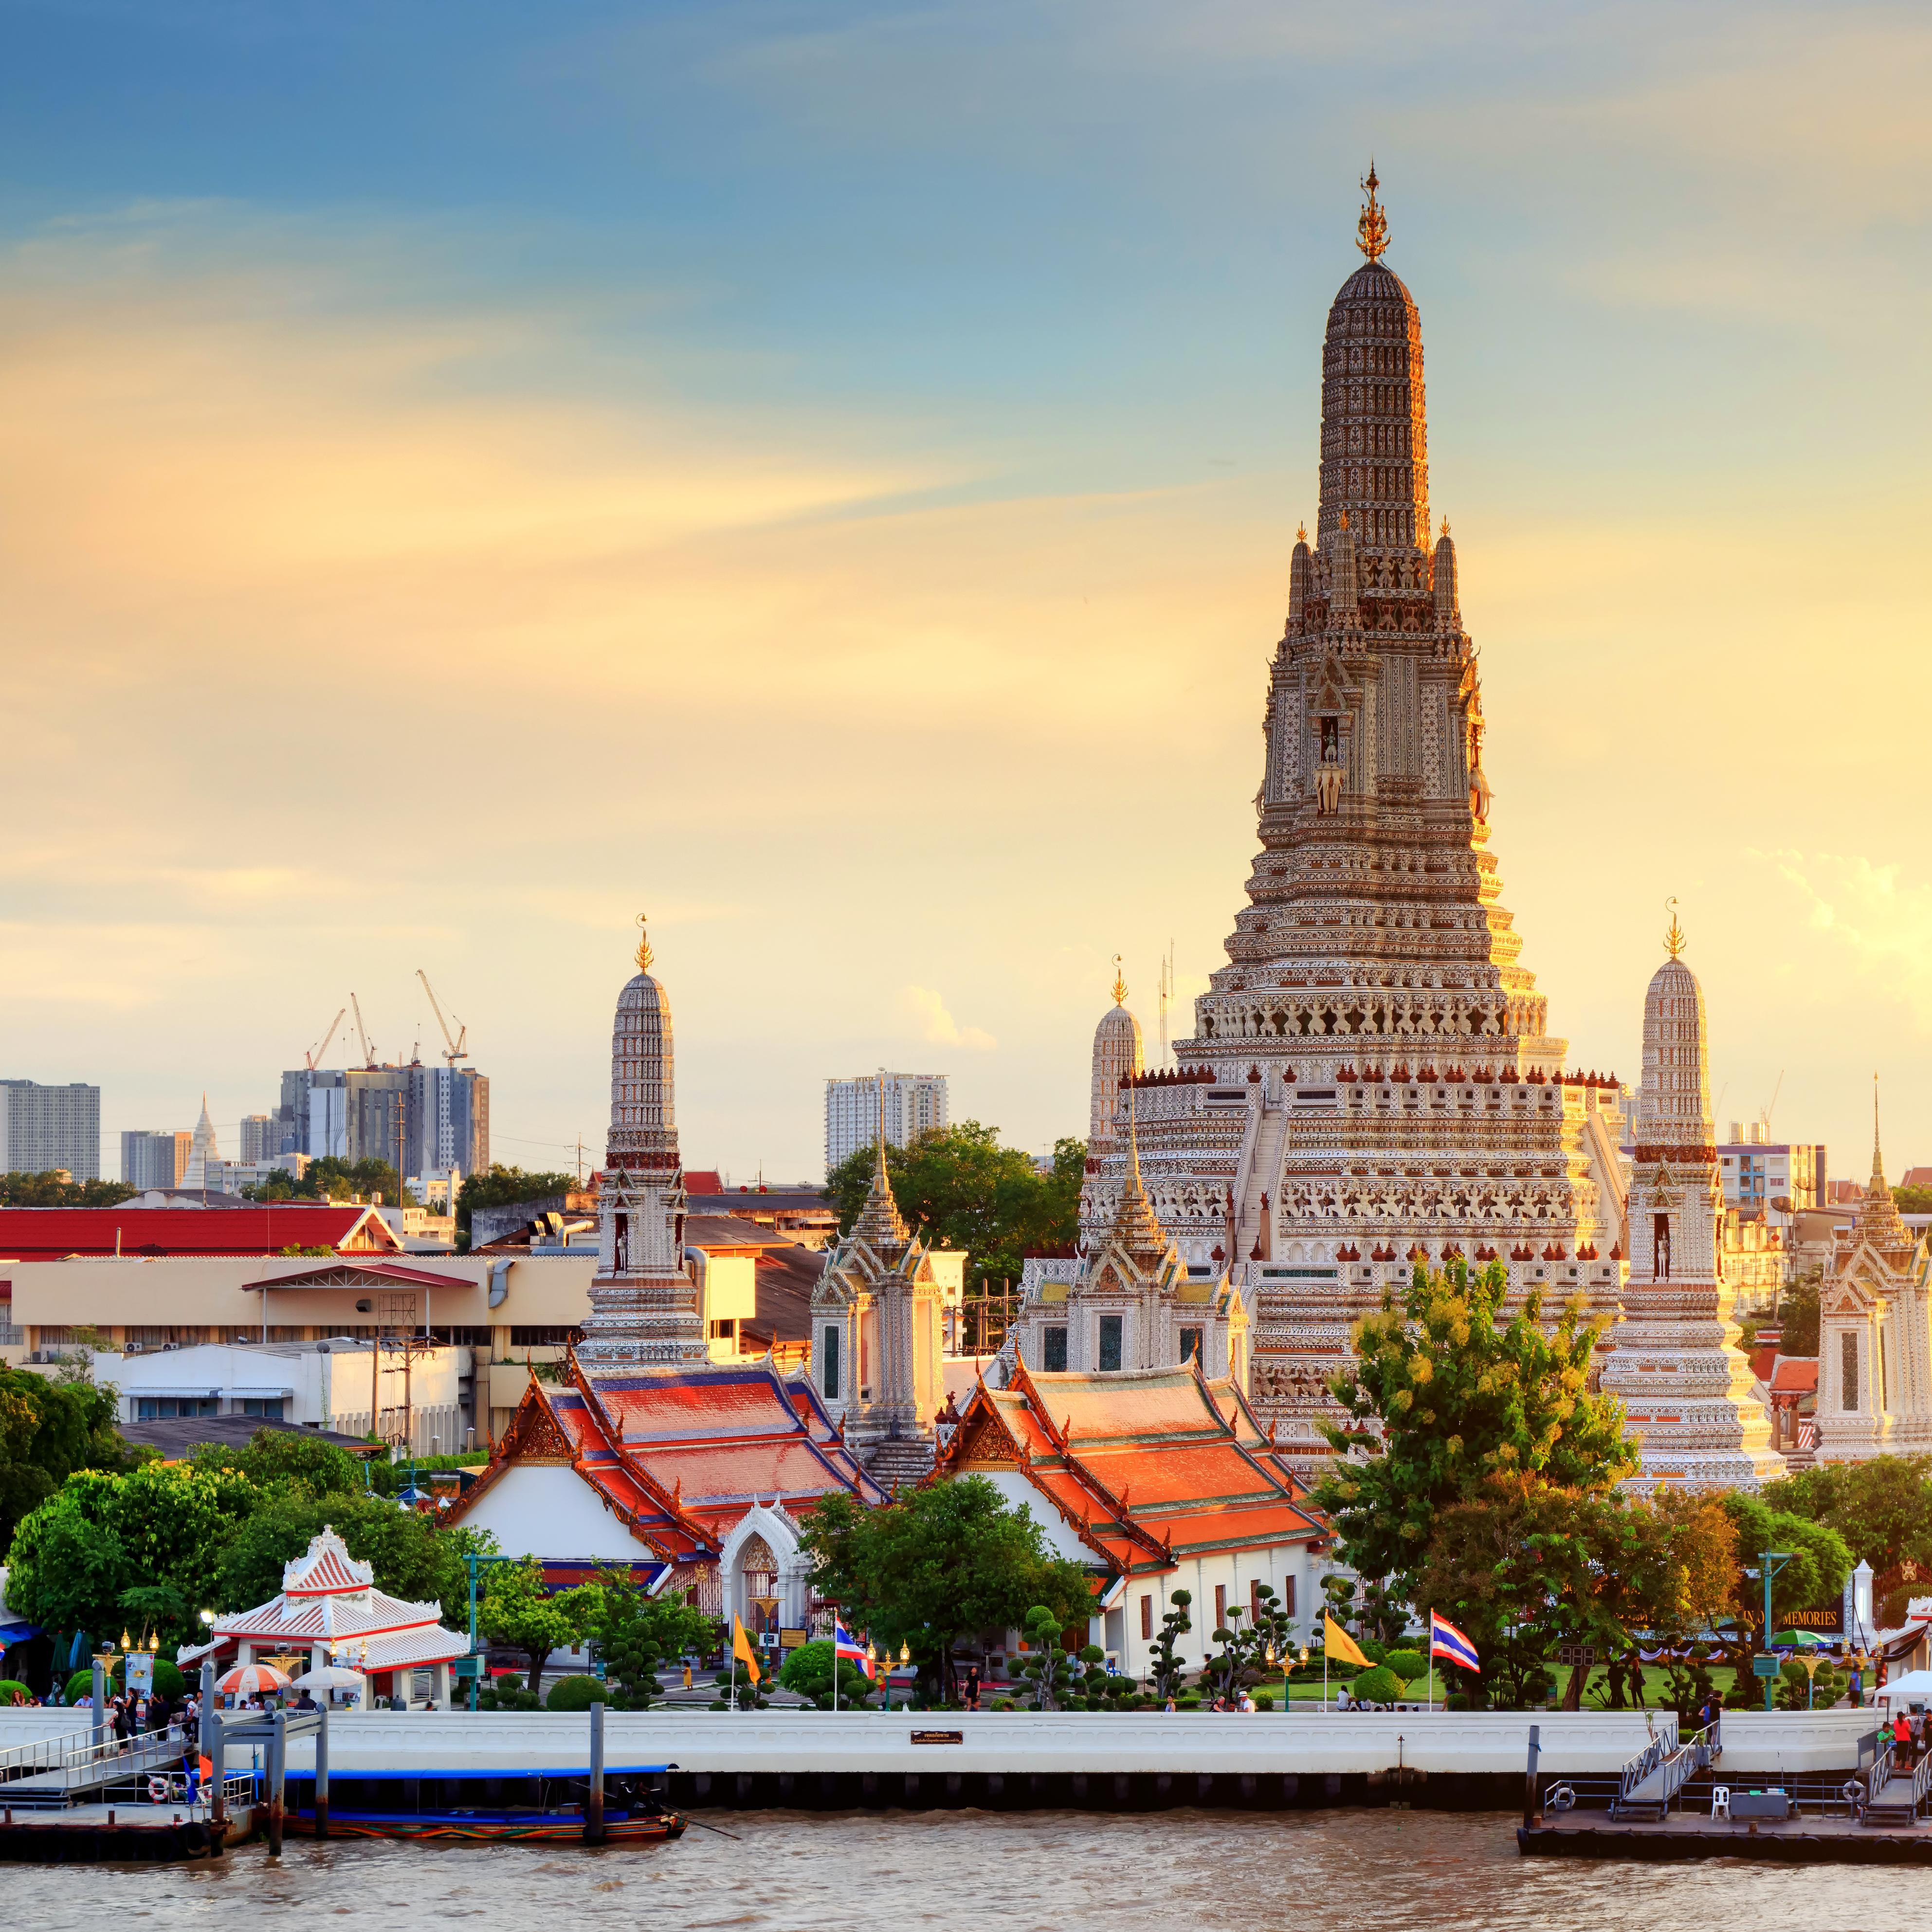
2,3,1929,1179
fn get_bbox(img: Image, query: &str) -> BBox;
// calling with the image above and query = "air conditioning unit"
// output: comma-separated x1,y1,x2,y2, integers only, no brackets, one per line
162,1342,181,1351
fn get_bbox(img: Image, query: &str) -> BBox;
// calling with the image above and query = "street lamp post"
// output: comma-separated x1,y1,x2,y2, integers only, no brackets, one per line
1756,1549,1796,1714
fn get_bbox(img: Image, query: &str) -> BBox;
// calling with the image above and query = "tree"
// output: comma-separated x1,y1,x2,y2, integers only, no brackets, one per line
1719,1492,1853,1627
800,1476,1093,1700
0,1365,136,1549
247,1155,408,1207
1312,1259,1636,1604
778,1639,875,1708
188,1426,366,1499
0,1172,136,1208
1145,1589,1193,1700
479,1556,597,1698
455,1166,580,1249
1778,1269,1822,1357
583,1566,712,1709
1017,1604,1076,1710
1765,1455,1932,1581
822,1126,1084,1293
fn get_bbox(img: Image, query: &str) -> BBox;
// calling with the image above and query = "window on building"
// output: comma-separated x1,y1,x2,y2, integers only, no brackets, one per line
822,1325,841,1401
1250,1579,1264,1623
1098,1314,1123,1373
239,1397,285,1420
1214,1584,1228,1632
1282,1576,1296,1618
1180,1326,1204,1367
509,1327,582,1348
1043,1326,1069,1372
1140,1594,1153,1640
134,1397,219,1421
1842,1331,1859,1412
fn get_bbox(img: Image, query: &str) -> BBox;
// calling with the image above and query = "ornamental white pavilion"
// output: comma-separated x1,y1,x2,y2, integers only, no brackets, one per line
180,1525,470,1710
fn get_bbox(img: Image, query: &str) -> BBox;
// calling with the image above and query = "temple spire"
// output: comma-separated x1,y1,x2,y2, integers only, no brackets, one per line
1109,1080,1168,1260
852,1069,911,1251
1663,897,1685,961
1872,1073,1886,1191
1111,955,1128,1007
1356,161,1389,263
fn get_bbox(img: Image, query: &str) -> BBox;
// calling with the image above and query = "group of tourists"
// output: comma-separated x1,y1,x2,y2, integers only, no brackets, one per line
1890,1703,1929,1763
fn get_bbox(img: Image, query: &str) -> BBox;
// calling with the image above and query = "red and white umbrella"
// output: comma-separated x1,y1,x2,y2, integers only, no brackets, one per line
217,1662,292,1696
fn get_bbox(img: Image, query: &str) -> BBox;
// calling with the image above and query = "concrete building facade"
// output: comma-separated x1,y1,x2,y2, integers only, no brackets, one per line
0,1080,101,1181
824,1072,948,1173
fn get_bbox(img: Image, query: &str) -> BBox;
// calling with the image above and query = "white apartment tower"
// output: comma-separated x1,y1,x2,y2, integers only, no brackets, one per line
824,1072,948,1174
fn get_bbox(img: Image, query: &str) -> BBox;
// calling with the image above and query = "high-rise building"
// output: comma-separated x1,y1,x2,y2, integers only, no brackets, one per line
120,1129,192,1190
267,1063,485,1180
238,1113,275,1163
824,1072,948,1173
0,1080,101,1181
1715,1126,1826,1226
1078,173,1629,1468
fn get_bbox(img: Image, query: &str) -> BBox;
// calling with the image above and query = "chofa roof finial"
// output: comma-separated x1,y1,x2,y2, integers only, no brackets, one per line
635,911,654,974
1663,897,1685,961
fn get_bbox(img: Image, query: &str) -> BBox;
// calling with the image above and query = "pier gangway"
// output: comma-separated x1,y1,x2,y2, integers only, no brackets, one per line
0,1726,187,1810
1608,1717,1715,1824
1861,1730,1932,1828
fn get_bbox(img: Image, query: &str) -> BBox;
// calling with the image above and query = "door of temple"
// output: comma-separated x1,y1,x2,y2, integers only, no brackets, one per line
739,1533,780,1633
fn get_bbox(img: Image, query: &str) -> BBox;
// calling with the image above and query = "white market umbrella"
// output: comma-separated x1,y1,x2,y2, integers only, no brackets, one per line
1877,1669,1932,1702
290,1665,366,1691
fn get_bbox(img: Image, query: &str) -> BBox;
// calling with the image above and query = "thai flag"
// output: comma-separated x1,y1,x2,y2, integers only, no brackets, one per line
1430,1611,1480,1672
834,1623,875,1679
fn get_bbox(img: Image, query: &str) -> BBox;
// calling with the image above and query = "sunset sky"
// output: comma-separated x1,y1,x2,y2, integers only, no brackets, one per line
3,2,1929,1185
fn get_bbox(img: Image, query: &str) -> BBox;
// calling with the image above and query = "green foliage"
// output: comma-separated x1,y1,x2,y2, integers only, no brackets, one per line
778,1639,875,1706
64,1658,186,1704
800,1476,1092,1698
187,1429,366,1498
1017,1604,1076,1710
581,1566,711,1709
0,1679,30,1702
477,1670,540,1712
545,1674,607,1711
1778,1269,1822,1358
455,1166,581,1247
0,1172,136,1208
1146,1589,1193,1700
478,1556,598,1699
246,1155,409,1207
1311,1259,1636,1601
1720,1492,1854,1623
1384,1648,1425,1683
1766,1454,1932,1580
822,1125,1085,1293
1349,1664,1405,1703
0,1365,137,1550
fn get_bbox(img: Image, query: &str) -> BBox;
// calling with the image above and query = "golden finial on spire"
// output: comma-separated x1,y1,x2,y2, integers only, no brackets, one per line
1440,516,1450,540
634,911,654,973
1111,954,1128,1006
1356,161,1389,263
1663,897,1685,960
1296,521,1308,546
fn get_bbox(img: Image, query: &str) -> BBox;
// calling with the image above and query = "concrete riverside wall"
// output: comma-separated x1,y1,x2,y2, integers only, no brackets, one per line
0,1707,1864,1780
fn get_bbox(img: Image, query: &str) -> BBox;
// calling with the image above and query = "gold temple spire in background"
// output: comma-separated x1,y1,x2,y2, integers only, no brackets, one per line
1663,897,1685,960
1357,162,1389,263
1112,954,1128,1006
635,911,654,973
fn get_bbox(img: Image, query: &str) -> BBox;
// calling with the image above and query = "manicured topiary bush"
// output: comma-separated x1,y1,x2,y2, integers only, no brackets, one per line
1383,1650,1425,1684
545,1674,608,1712
1348,1665,1404,1705
0,1679,32,1703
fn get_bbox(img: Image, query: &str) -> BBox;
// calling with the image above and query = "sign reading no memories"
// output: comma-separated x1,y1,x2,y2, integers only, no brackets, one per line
1780,1607,1845,1635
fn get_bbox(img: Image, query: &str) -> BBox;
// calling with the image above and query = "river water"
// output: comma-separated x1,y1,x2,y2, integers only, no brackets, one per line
4,1809,1888,1931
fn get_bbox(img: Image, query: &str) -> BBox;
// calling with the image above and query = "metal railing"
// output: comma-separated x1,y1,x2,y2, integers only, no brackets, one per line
0,1725,182,1791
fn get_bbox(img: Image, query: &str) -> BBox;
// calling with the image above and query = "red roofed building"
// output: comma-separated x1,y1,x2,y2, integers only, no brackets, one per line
0,1203,398,1261
447,1350,885,1631
180,1524,469,1709
933,1357,1331,1679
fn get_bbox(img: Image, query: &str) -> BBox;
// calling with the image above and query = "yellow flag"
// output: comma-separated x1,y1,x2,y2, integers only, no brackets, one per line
1324,1613,1370,1669
731,1616,762,1687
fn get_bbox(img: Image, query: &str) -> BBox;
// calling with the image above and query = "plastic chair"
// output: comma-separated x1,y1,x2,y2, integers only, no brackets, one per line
1711,1786,1730,1820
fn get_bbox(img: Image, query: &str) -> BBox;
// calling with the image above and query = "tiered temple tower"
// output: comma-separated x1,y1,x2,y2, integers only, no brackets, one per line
811,1075,947,1486
577,918,707,1365
1081,172,1628,1467
1088,962,1145,1156
1597,911,1782,1490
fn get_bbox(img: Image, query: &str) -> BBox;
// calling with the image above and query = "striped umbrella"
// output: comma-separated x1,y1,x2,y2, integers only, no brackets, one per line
217,1662,292,1696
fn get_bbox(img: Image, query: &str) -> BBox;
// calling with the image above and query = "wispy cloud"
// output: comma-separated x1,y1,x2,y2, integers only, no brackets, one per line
1760,850,1932,1031
897,985,997,1052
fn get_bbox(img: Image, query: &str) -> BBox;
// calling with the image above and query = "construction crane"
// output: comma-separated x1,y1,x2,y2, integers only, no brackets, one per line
305,1006,346,1071
350,992,377,1069
1759,1069,1785,1138
417,969,470,1067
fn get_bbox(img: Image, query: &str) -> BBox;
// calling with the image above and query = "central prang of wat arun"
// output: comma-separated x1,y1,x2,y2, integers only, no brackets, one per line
1074,172,1778,1488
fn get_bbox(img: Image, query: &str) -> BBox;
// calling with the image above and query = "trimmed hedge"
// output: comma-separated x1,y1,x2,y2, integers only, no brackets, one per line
545,1675,609,1712
65,1659,186,1706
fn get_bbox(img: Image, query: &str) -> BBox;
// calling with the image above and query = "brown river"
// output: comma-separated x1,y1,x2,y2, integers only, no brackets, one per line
2,1810,1899,1930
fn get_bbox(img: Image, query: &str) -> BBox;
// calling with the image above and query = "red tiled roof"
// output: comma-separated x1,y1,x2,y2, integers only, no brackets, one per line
1770,1356,1819,1394
936,1358,1328,1578
0,1204,399,1260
